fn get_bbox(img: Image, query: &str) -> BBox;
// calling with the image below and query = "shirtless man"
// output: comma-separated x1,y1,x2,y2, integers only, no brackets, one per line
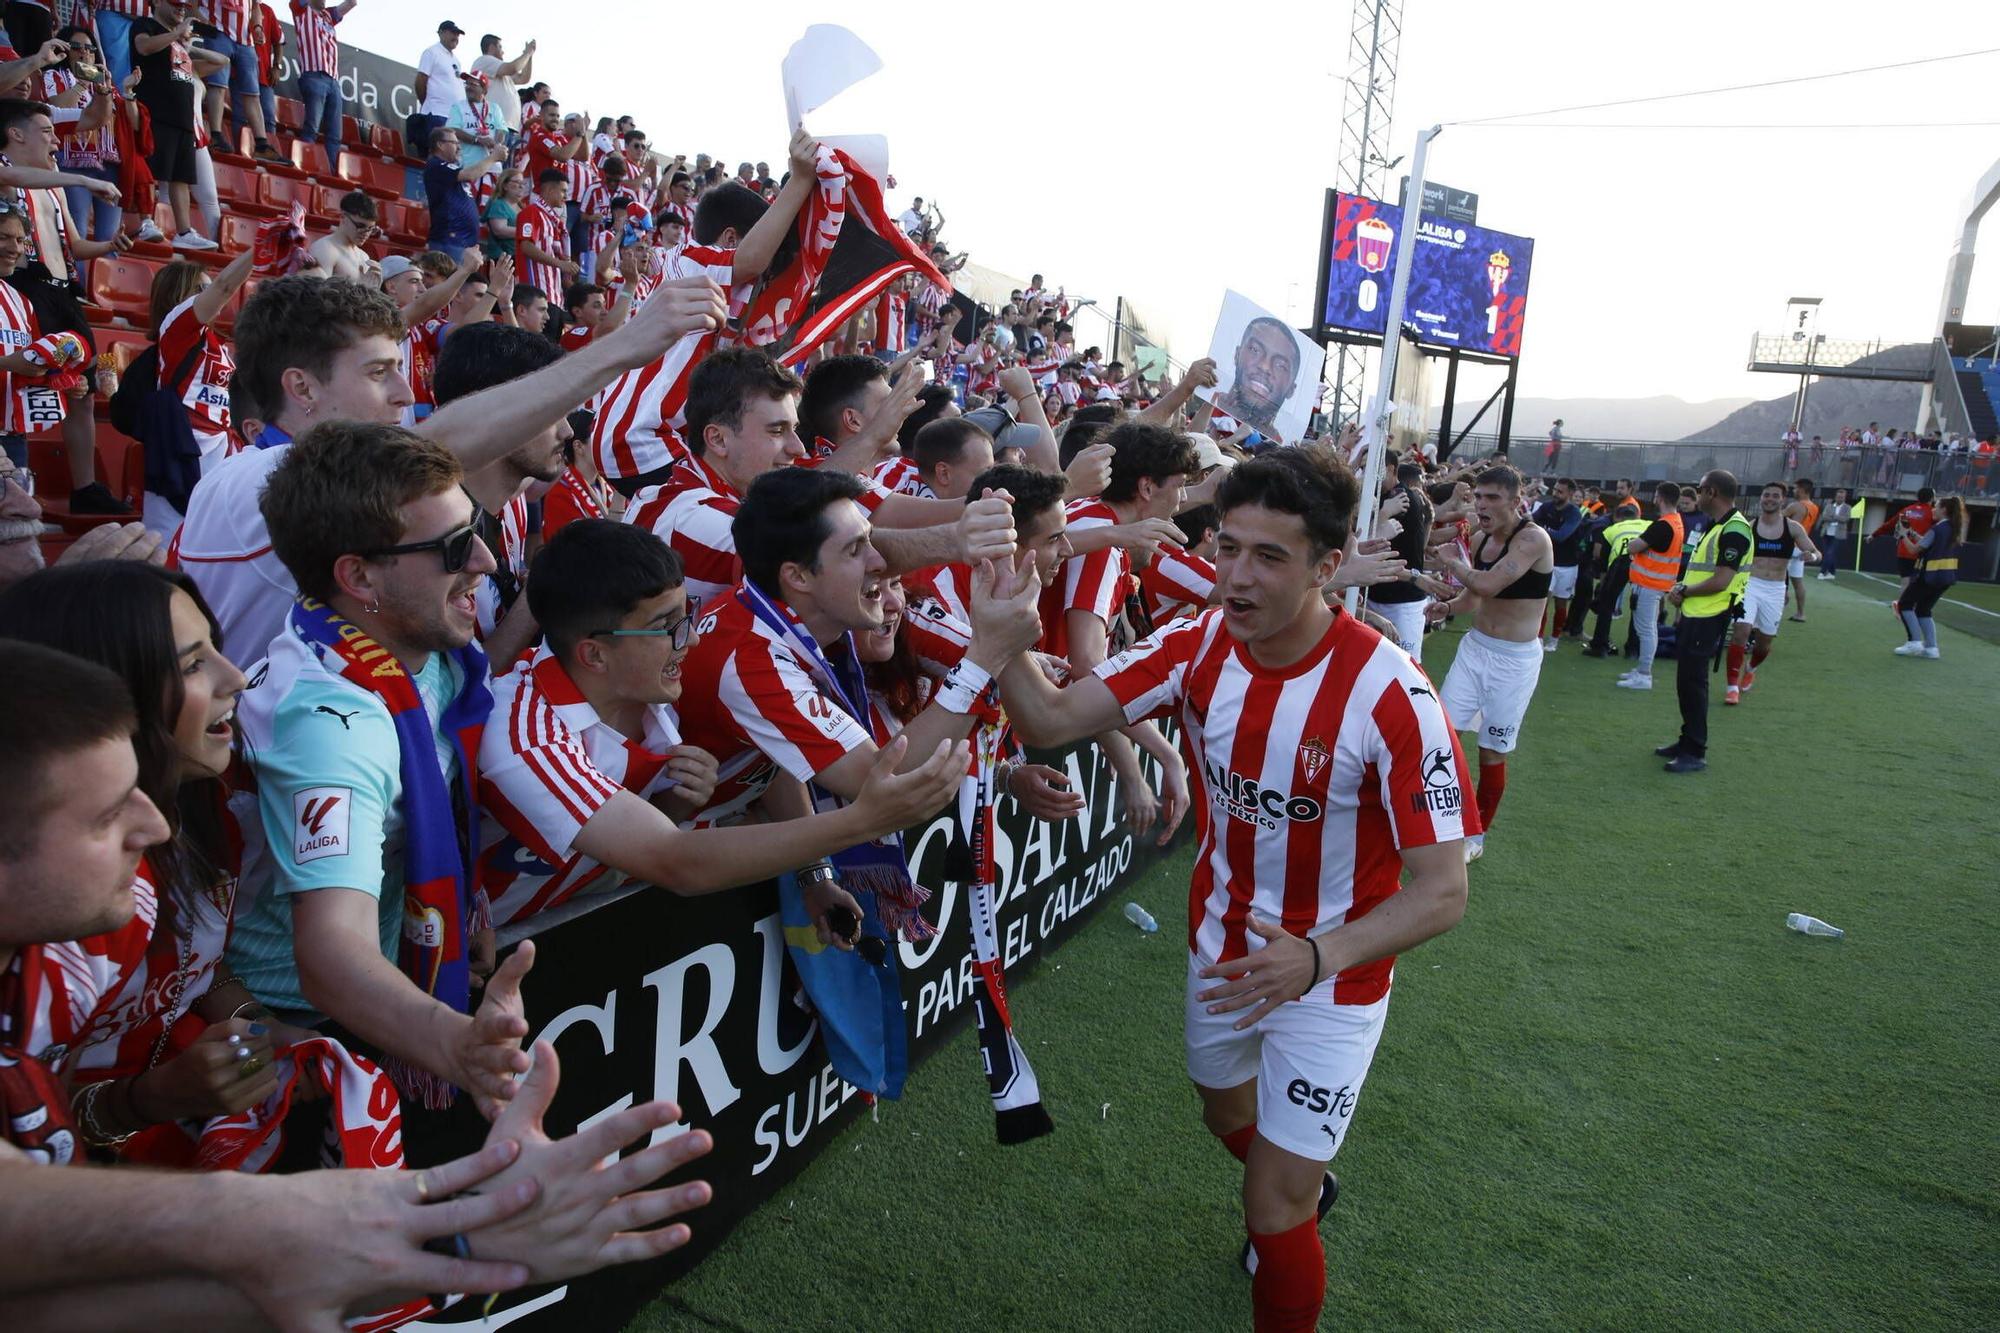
307,190,384,286
1425,463,1553,862
1724,481,1818,705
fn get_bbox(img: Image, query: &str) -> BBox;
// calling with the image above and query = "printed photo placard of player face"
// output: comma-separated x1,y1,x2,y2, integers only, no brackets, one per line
1197,290,1326,446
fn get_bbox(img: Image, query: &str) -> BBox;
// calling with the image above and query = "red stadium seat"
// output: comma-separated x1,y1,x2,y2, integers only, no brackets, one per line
275,97,305,133
291,137,333,177
367,124,400,159
212,162,277,215
87,254,161,323
338,152,407,200
94,326,151,374
217,214,262,255
257,172,316,216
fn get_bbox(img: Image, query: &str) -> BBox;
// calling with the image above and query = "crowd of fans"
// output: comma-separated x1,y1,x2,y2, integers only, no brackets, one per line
0,6,1982,1327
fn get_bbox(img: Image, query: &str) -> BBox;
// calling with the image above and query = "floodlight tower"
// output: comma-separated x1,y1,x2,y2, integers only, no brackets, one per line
1330,0,1403,427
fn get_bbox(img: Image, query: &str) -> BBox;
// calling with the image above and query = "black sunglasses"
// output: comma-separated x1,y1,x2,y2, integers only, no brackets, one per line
359,507,486,573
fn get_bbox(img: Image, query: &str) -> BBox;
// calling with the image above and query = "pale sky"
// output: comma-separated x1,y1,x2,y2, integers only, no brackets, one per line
334,0,1999,415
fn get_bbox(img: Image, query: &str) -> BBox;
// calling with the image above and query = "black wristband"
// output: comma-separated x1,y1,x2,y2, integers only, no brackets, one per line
1305,935,1322,993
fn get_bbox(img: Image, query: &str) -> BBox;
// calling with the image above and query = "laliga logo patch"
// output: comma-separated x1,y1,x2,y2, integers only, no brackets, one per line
1298,736,1330,785
293,787,351,863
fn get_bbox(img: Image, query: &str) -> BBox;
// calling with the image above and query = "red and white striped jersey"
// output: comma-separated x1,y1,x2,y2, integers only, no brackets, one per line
476,644,684,926
158,294,235,436
397,313,447,419
514,197,570,304
559,323,595,352
1141,546,1215,626
1096,607,1475,1003
43,70,115,168
0,279,62,436
1039,497,1127,661
206,0,254,41
871,454,931,498
24,847,237,1085
673,589,875,827
904,560,970,624
589,243,739,478
474,493,532,650
563,159,602,216
288,0,342,76
521,125,572,181
897,585,972,678
622,453,745,607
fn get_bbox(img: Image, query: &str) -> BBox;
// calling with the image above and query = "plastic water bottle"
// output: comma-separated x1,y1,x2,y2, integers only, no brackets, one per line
1786,912,1844,939
1123,902,1158,933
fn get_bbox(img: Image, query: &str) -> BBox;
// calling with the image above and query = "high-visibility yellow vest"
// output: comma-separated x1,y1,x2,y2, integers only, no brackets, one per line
1681,511,1754,618
1628,511,1684,590
1602,517,1649,562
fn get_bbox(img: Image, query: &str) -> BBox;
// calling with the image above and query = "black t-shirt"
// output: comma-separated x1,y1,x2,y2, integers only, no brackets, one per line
1637,518,1675,553
133,20,199,130
1372,482,1434,604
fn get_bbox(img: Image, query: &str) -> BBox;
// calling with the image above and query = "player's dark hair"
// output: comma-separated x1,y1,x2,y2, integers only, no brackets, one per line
1101,422,1200,503
1217,447,1361,560
1794,478,1815,497
1654,481,1681,504
913,417,992,477
536,168,567,190
528,520,685,660
562,282,606,318
434,321,563,406
798,354,888,446
897,384,957,451
968,464,1066,534
1916,486,1935,503
692,182,767,247
1474,463,1522,494
683,346,802,458
0,99,53,144
0,640,135,859
733,466,869,594
1395,461,1423,485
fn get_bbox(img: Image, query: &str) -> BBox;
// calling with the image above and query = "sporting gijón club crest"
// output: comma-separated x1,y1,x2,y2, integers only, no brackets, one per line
1298,737,1330,785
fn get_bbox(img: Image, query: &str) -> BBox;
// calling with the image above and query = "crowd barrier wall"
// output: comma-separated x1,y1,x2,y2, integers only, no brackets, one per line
414,735,1184,1329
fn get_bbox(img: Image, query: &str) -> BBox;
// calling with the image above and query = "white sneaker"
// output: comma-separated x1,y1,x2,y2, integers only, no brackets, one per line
1541,637,1558,652
1616,673,1652,690
134,219,166,243
1463,834,1485,864
1922,646,1940,659
1816,573,1835,581
172,230,219,251
1893,642,1926,656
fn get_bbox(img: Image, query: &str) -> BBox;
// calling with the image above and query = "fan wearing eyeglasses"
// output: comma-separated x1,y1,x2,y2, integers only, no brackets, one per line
473,519,968,937
227,420,536,1138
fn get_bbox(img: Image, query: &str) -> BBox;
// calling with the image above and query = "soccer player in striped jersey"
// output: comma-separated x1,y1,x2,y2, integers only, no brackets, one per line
476,519,968,932
980,447,1473,1333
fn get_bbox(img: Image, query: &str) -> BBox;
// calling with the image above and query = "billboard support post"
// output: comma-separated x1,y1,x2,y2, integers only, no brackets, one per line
1436,347,1461,459
1348,123,1440,615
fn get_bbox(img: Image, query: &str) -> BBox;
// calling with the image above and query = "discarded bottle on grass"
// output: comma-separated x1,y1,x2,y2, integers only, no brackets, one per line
1123,902,1158,933
1786,913,1844,939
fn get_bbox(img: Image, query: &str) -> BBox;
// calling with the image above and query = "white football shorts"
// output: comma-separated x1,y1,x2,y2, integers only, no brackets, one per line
1548,564,1579,601
1439,628,1543,755
1738,576,1787,635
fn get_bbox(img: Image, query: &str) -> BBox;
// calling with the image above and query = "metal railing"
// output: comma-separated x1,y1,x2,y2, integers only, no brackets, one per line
1441,433,1996,498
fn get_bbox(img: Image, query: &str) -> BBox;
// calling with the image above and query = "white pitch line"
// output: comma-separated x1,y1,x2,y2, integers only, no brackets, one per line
1851,570,2000,618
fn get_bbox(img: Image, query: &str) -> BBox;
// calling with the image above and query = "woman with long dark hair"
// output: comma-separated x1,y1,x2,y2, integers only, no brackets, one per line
0,560,292,1156
1894,496,1965,660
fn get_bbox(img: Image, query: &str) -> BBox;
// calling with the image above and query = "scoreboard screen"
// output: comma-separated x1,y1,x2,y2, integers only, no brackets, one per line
1321,191,1535,357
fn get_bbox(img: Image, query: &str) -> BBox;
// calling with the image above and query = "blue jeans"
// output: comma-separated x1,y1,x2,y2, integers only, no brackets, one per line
96,12,136,89
1819,533,1843,575
204,35,264,141
298,71,344,163
62,164,121,244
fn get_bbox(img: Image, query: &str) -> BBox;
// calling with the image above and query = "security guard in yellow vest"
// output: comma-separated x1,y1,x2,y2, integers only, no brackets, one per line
1582,506,1650,658
1657,471,1754,773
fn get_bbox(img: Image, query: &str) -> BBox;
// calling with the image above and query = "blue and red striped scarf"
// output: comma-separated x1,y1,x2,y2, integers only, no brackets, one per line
289,598,490,1103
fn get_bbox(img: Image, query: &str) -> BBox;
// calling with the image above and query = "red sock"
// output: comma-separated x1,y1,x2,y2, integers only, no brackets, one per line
1476,760,1506,830
1551,603,1568,637
1726,643,1745,684
1217,1123,1257,1163
1750,639,1771,669
1249,1218,1326,1333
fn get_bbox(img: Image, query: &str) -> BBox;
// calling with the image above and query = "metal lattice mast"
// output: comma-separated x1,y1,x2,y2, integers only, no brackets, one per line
1330,0,1402,428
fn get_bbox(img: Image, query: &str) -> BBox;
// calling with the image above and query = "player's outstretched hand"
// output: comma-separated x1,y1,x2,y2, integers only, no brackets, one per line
855,733,968,835
1120,772,1158,838
1108,516,1184,556
1195,916,1318,1030
968,553,1042,665
1337,537,1407,588
1007,763,1086,822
